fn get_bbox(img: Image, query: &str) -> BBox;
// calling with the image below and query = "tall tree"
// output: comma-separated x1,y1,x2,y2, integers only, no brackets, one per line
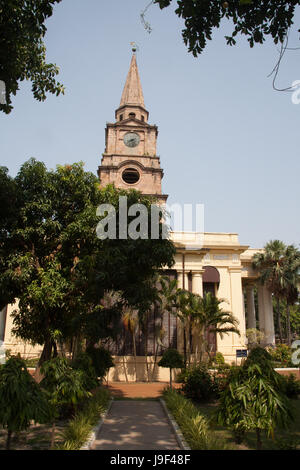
1,159,175,365
0,0,64,114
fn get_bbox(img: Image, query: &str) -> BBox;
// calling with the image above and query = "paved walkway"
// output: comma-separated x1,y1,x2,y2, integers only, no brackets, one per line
92,400,181,450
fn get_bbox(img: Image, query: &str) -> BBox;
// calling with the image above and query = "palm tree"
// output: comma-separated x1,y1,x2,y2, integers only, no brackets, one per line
122,308,139,382
252,240,287,342
151,274,178,379
191,292,240,363
281,245,300,345
252,241,300,344
174,288,194,367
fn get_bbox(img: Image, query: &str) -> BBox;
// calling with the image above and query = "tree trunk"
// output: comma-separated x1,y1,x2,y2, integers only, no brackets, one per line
144,319,150,382
50,421,56,450
122,356,129,383
38,336,53,366
286,305,291,346
170,367,173,390
183,325,187,368
256,428,262,450
6,429,12,450
276,298,283,343
132,332,138,382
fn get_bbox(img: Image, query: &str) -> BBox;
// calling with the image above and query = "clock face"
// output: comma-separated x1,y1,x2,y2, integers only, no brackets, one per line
124,132,140,148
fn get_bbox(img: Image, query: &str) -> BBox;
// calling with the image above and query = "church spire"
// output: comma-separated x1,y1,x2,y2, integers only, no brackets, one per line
115,48,148,123
119,51,145,108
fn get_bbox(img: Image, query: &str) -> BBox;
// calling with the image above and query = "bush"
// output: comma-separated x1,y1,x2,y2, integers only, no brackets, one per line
267,344,293,367
40,357,90,420
72,352,99,391
212,352,225,366
86,347,114,382
215,347,294,449
178,364,218,402
0,356,51,449
58,387,111,450
279,374,300,398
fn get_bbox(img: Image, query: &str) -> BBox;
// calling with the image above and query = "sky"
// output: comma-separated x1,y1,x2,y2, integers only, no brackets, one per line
1,0,300,249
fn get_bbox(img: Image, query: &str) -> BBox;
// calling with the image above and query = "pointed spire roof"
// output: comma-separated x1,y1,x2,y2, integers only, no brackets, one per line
119,53,145,108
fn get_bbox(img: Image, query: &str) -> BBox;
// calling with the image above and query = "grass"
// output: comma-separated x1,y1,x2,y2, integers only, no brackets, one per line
56,387,111,450
162,389,232,450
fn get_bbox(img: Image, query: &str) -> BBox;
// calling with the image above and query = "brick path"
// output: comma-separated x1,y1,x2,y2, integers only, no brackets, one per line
91,400,181,450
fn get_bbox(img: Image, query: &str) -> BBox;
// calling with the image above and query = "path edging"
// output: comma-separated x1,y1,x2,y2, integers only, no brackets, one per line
80,398,114,450
159,398,191,451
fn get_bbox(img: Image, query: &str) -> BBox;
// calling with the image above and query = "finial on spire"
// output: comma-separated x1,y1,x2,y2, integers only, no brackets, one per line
130,42,139,54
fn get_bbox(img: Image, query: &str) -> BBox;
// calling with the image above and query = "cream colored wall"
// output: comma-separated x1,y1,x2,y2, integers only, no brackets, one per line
107,356,180,383
3,302,43,359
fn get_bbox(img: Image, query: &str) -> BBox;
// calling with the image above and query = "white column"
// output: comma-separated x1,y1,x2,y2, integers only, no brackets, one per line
228,267,246,344
177,270,183,289
246,284,256,330
192,270,204,296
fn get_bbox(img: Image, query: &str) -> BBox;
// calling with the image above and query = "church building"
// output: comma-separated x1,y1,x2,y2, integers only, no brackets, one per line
0,51,276,380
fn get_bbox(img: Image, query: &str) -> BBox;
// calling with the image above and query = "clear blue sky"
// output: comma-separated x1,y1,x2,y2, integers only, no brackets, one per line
1,0,300,249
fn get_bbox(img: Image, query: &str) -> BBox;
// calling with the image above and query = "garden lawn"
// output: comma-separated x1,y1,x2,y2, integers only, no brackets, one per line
196,399,300,450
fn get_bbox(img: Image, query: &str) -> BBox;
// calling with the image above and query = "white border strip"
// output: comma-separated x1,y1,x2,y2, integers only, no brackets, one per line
159,398,191,451
80,398,114,450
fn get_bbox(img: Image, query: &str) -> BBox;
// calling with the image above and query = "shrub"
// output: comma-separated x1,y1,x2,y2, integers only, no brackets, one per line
267,344,293,367
212,352,225,366
58,387,111,450
40,356,91,448
72,352,99,391
279,374,300,398
86,347,114,382
215,347,294,449
178,364,218,402
0,356,51,449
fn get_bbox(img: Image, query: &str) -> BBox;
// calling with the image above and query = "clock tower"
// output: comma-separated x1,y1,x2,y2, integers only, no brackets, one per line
98,50,168,202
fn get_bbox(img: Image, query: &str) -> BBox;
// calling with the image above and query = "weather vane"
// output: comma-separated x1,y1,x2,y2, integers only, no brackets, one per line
130,42,139,53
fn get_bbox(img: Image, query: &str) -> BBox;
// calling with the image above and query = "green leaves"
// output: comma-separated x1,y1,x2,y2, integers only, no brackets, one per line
215,347,294,448
0,356,51,448
0,0,64,113
154,0,299,56
1,159,176,361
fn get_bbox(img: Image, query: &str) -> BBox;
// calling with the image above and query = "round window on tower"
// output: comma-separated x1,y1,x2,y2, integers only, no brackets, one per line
122,168,140,185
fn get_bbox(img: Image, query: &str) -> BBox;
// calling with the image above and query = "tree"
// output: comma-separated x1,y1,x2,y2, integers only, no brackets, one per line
252,240,300,344
174,290,240,365
158,348,184,389
154,1,300,56
0,356,51,450
0,159,176,366
192,292,240,363
40,356,89,449
122,308,139,381
215,347,293,449
0,0,64,114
